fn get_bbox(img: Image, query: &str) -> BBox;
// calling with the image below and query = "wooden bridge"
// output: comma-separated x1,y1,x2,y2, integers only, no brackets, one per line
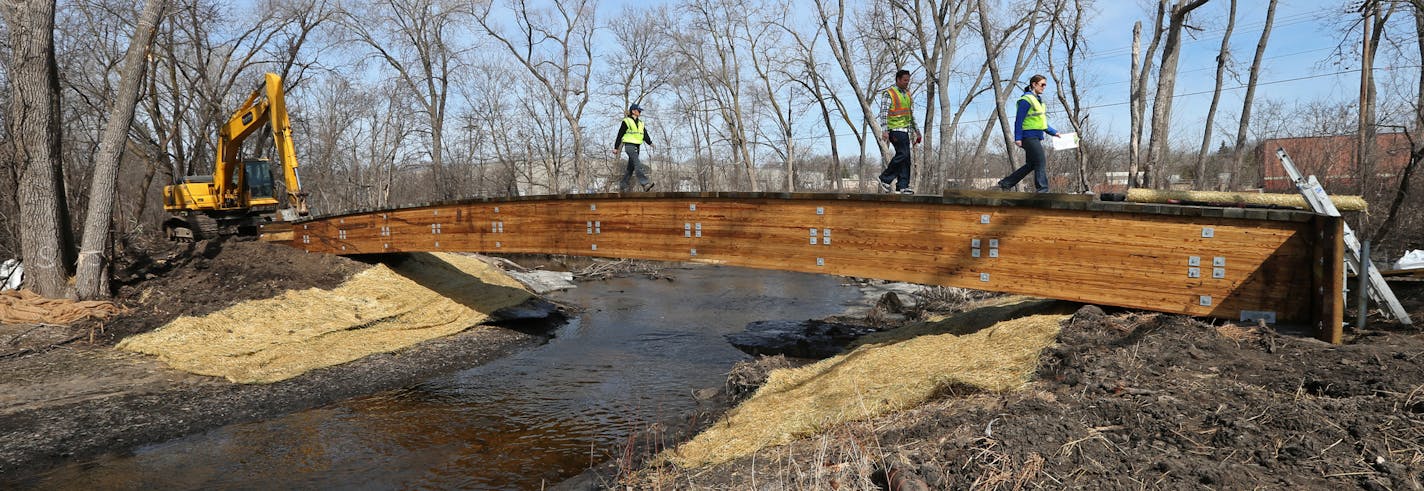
274,191,1346,343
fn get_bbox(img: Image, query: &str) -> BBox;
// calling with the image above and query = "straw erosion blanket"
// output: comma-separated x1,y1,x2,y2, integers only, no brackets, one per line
628,288,1424,490
118,251,536,383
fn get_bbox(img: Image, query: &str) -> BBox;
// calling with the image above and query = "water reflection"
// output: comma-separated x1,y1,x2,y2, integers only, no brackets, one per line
27,265,857,490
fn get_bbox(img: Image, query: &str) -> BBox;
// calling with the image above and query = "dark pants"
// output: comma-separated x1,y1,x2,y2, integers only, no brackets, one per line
879,131,912,190
619,143,649,192
999,137,1048,192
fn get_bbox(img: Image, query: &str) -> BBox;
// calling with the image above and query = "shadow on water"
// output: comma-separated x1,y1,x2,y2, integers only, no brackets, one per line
25,265,858,490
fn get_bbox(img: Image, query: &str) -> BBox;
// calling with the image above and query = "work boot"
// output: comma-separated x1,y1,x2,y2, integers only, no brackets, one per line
899,188,914,195
642,182,655,192
878,180,893,193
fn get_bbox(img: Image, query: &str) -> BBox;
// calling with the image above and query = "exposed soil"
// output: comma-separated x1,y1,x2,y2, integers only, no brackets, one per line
99,237,369,344
0,238,555,484
612,283,1424,489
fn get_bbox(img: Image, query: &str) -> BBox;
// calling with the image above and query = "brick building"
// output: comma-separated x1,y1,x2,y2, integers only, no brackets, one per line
1256,133,1412,193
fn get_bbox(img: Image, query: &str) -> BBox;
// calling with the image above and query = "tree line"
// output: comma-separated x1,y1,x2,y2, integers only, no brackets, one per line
2,0,1422,299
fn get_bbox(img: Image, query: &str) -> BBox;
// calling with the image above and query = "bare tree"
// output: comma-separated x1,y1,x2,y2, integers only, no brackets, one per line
1143,0,1210,189
475,0,596,193
1356,0,1395,233
343,0,467,199
74,0,168,299
1047,0,1093,192
1369,0,1423,245
1129,2,1166,188
604,5,674,111
816,0,890,188
674,0,759,190
743,3,804,191
972,0,1050,175
892,0,974,192
1227,0,1277,191
4,0,77,297
779,20,847,190
1193,0,1234,190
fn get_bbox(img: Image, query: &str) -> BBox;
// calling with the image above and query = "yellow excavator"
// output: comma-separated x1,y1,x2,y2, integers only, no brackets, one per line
162,72,309,240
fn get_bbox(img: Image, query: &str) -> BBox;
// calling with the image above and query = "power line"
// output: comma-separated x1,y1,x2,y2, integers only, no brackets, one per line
1084,11,1323,61
640,64,1409,153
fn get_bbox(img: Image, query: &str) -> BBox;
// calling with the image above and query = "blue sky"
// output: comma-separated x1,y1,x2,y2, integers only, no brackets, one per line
1069,0,1368,142
250,0,1409,158
609,0,1399,156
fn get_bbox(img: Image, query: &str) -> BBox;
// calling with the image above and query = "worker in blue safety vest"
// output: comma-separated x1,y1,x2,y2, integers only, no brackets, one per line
613,104,655,193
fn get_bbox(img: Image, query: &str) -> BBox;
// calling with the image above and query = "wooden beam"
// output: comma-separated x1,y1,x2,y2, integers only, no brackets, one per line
288,193,1336,339
1311,216,1346,343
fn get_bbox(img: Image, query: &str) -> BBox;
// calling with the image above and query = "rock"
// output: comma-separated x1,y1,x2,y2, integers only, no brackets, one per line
876,291,906,314
490,298,560,322
1070,304,1105,324
504,269,576,294
872,466,930,491
726,355,792,402
724,319,878,359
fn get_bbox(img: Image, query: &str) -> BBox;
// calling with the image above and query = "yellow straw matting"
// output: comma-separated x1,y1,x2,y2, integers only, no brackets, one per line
118,253,532,383
1125,188,1366,211
670,314,1067,468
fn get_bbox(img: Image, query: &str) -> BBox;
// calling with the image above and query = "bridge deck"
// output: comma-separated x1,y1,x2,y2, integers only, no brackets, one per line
279,191,1346,343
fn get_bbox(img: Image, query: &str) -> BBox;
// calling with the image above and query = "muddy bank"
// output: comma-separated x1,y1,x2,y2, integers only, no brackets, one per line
0,326,544,482
0,239,565,483
613,281,1424,489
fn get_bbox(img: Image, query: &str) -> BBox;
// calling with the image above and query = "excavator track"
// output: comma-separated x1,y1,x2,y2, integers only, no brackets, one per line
190,214,220,240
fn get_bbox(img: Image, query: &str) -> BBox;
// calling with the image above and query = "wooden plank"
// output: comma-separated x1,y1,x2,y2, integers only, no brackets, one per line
1311,216,1346,343
258,222,293,242
287,193,1332,337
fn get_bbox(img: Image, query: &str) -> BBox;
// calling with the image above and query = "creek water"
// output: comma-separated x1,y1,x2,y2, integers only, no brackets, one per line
27,265,858,490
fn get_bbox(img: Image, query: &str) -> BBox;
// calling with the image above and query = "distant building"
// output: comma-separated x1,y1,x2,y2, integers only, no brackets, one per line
1090,171,1144,194
1256,133,1411,193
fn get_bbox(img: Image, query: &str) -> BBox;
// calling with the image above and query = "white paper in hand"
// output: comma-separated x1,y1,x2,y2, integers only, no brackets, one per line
1051,132,1079,151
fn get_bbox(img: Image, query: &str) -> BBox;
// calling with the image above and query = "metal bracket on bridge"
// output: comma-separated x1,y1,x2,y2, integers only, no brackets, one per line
808,228,832,246
971,238,998,259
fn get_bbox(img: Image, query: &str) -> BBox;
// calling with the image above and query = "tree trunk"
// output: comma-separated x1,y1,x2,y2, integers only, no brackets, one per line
1357,1,1392,235
1129,22,1142,188
1229,0,1277,191
1194,0,1234,191
937,6,976,185
977,0,1049,175
4,0,76,298
1129,1,1166,188
817,0,888,165
1049,0,1092,193
1368,1,1420,245
75,0,167,300
976,0,1016,173
1144,0,1209,189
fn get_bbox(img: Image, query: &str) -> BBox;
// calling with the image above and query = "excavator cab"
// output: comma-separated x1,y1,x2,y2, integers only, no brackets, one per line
244,159,277,202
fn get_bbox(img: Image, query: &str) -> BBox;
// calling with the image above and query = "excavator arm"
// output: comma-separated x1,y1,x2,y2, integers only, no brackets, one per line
213,72,309,217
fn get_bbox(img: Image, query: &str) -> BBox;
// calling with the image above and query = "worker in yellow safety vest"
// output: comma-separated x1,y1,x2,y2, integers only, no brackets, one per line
877,69,921,194
613,103,655,192
998,74,1062,193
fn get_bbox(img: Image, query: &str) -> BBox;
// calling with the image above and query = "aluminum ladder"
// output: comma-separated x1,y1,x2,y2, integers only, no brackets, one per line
1276,148,1412,325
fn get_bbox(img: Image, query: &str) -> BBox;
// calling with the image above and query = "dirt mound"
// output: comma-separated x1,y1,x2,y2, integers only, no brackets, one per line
101,238,370,345
630,305,1424,489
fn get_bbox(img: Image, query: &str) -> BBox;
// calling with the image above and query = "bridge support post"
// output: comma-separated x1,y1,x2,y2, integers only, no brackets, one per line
1311,215,1346,343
